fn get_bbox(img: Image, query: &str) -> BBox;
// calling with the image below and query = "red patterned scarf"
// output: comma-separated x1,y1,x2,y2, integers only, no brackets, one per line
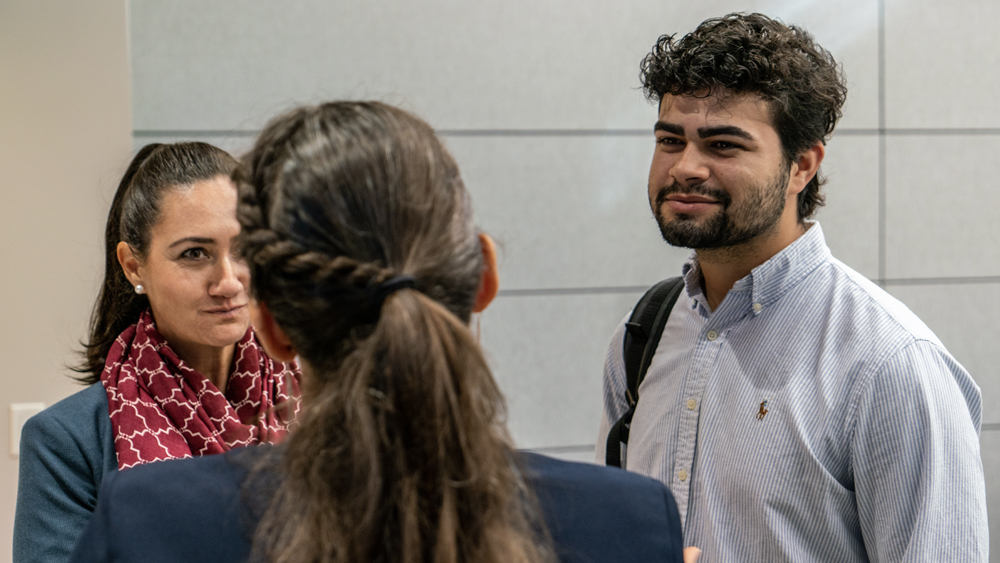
101,309,300,470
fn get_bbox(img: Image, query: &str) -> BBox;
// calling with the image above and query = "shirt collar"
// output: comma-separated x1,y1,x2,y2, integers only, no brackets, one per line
680,221,831,315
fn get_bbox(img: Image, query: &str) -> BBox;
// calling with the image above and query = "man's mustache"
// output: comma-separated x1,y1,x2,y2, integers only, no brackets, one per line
654,182,732,208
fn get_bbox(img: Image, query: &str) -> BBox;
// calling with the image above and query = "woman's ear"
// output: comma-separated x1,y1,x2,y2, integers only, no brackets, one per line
116,241,143,288
250,300,297,362
473,233,499,313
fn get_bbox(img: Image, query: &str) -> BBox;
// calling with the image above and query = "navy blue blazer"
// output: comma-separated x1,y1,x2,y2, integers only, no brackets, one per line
69,447,683,562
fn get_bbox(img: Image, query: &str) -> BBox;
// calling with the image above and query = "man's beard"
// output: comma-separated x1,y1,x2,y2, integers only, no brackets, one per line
651,167,790,250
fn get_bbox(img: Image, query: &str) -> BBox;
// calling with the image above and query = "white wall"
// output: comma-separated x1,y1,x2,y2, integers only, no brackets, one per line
127,0,1000,554
127,0,999,554
0,0,132,560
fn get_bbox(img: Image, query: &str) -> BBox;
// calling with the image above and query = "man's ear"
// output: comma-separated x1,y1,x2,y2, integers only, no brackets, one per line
473,233,499,313
116,241,143,288
787,142,825,196
250,300,297,362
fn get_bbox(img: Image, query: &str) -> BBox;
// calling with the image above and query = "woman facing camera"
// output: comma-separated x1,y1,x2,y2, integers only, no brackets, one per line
14,143,300,563
69,103,687,563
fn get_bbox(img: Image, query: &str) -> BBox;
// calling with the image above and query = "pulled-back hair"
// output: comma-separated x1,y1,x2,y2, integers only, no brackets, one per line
235,101,553,563
640,12,847,220
75,142,237,383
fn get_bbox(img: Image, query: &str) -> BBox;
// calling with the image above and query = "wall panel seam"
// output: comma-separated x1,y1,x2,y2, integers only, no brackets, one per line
494,277,1000,297
133,128,1000,139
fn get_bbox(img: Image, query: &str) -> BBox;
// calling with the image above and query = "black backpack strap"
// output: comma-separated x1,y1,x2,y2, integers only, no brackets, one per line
606,277,684,468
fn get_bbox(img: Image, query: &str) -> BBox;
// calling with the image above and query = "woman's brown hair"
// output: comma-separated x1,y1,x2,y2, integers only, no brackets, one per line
75,142,237,384
235,101,554,563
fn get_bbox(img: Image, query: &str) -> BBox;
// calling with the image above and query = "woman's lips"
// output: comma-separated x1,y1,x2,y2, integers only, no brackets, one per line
205,304,246,318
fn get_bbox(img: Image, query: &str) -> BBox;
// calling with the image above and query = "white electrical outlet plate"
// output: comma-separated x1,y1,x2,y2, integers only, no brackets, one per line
10,403,46,457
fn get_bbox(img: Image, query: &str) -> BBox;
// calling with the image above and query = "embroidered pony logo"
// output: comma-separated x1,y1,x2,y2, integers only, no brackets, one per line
756,400,769,421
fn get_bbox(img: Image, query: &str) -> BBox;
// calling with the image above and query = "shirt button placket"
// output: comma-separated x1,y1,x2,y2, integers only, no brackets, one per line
673,328,722,525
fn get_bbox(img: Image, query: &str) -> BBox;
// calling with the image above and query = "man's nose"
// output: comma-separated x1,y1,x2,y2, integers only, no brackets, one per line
670,145,710,185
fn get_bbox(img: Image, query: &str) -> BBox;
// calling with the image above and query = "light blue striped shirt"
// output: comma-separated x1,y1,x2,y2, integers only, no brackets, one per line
597,223,988,562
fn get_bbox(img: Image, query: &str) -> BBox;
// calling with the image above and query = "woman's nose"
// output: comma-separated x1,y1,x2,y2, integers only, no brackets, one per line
210,255,245,298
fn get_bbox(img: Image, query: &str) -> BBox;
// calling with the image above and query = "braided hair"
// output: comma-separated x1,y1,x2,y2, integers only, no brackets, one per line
236,101,554,563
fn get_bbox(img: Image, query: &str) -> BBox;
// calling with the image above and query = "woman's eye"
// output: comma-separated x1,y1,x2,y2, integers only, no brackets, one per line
180,248,208,260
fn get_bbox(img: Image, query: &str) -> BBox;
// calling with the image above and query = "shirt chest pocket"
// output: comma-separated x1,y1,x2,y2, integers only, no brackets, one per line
699,383,853,501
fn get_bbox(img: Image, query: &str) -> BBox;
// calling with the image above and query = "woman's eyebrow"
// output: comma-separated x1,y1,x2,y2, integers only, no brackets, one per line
168,236,215,249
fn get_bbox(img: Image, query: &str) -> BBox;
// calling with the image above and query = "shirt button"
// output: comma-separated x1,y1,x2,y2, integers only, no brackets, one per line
706,330,719,341
753,302,762,312
679,469,688,481
687,398,697,410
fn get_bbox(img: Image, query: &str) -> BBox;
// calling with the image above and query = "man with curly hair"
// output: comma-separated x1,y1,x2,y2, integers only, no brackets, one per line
597,13,987,561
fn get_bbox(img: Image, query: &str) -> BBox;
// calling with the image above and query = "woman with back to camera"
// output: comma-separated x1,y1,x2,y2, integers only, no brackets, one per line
13,142,300,563
69,102,693,563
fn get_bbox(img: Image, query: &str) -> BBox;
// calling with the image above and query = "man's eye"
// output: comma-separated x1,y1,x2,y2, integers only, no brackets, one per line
656,136,684,147
711,141,743,150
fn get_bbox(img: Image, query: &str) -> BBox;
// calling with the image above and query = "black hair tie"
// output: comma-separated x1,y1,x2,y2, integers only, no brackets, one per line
371,274,417,309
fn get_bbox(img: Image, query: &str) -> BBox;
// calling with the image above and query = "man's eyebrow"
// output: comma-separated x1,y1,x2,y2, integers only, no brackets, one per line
654,121,684,136
168,236,215,249
697,125,754,141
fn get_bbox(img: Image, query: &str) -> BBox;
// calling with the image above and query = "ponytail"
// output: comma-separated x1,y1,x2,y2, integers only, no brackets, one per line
236,101,555,563
253,287,551,563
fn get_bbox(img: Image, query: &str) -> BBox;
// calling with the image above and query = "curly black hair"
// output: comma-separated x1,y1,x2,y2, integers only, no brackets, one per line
640,13,847,220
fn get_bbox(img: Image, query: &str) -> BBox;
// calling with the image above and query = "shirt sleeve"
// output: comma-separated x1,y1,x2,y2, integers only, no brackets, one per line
850,339,988,562
595,317,631,464
13,387,114,563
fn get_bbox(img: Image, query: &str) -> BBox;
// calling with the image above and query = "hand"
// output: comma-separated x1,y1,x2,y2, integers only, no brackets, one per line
684,546,702,563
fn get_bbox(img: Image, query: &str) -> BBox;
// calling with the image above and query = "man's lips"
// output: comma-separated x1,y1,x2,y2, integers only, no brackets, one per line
664,193,721,213
666,194,719,204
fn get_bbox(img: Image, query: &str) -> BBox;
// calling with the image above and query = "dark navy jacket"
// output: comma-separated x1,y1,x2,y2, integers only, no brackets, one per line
69,447,683,563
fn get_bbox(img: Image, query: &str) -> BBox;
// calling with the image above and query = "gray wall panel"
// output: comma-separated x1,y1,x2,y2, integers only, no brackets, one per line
130,0,878,131
447,135,686,290
814,134,881,279
885,136,1000,280
480,291,643,449
128,0,1000,557
885,0,1000,129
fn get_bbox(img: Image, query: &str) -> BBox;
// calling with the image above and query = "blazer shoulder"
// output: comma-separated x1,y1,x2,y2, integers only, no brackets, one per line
84,450,261,563
521,452,683,563
25,383,109,441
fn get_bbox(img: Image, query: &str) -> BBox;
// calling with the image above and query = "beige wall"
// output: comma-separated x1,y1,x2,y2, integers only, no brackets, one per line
0,0,131,559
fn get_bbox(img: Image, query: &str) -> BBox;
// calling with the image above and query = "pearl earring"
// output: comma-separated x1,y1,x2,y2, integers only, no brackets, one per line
135,284,145,295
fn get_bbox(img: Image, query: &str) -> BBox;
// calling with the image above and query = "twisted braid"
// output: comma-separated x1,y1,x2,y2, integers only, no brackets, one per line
237,101,554,563
237,169,417,375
